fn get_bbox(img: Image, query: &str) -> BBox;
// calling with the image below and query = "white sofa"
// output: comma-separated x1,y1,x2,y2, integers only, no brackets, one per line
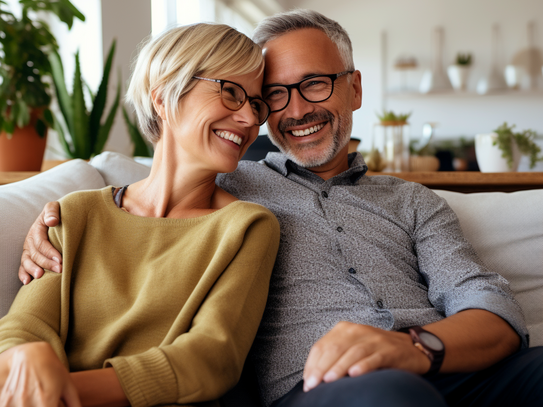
1,152,542,402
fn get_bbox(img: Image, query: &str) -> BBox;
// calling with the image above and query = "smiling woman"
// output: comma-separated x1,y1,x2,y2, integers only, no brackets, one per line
0,23,280,407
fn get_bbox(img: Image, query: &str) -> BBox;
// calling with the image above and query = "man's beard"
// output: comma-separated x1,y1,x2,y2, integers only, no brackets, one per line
267,110,352,168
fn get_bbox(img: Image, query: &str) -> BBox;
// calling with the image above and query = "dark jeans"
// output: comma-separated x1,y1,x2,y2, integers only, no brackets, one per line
271,347,543,407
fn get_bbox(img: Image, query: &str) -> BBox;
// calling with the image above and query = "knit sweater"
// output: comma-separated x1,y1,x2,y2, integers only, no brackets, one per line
0,187,280,407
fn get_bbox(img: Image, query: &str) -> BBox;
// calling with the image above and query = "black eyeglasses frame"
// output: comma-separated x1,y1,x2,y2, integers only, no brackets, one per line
192,76,270,125
263,71,354,113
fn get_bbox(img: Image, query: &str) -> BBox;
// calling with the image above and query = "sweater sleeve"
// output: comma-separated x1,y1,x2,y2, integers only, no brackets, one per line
106,209,280,407
0,226,68,367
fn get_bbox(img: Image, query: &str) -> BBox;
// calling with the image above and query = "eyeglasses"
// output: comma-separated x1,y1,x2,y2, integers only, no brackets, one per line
262,71,354,113
192,76,270,126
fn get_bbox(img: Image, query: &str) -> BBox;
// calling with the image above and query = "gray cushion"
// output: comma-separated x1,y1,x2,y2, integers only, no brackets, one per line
90,151,151,187
0,159,106,318
435,189,543,347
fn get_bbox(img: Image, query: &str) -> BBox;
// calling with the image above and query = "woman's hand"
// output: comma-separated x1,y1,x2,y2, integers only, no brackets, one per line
0,342,81,407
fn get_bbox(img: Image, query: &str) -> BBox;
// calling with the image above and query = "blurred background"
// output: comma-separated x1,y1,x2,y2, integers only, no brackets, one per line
5,0,542,170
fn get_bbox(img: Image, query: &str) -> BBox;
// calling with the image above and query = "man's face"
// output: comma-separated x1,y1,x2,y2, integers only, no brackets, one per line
262,28,362,169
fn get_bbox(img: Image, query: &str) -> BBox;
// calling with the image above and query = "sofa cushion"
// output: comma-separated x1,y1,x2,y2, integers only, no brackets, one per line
90,151,151,187
0,159,106,318
434,189,543,347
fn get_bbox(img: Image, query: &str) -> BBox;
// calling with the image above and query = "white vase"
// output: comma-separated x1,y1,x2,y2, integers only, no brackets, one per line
475,133,521,172
447,65,470,90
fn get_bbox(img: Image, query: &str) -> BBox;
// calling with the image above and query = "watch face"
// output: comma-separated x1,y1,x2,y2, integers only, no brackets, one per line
419,332,444,351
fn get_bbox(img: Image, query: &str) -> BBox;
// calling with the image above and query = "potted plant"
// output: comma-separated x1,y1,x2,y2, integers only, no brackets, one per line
368,110,411,172
447,52,472,91
0,0,84,171
475,122,542,172
49,41,120,159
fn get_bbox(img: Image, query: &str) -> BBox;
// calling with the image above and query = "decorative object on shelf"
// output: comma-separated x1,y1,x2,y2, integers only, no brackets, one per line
510,21,542,90
419,27,453,93
394,55,418,91
370,110,411,172
0,0,84,171
476,24,507,94
447,53,472,91
475,122,542,172
409,122,440,171
49,41,121,159
122,105,154,158
504,65,524,89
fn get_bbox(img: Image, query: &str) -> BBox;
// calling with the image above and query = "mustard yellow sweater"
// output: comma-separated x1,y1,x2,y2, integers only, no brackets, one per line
0,187,280,407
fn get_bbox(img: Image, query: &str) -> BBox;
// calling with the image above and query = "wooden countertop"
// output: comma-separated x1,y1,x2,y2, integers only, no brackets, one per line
367,171,543,192
2,160,543,192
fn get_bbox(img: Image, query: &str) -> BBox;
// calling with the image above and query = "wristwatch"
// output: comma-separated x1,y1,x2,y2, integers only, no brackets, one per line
407,326,445,376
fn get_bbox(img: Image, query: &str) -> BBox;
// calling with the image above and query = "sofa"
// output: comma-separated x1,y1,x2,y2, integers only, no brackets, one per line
1,151,542,404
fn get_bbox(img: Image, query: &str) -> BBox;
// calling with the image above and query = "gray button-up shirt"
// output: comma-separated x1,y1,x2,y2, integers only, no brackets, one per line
217,152,528,406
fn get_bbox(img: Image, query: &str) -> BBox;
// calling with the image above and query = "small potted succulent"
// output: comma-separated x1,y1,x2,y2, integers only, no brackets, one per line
367,110,411,172
475,122,542,172
447,52,472,91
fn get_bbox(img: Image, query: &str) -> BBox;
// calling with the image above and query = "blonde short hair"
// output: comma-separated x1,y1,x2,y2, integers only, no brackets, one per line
126,23,264,143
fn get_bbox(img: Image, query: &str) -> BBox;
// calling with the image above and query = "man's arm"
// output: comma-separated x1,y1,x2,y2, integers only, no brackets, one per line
19,201,63,284
303,309,520,392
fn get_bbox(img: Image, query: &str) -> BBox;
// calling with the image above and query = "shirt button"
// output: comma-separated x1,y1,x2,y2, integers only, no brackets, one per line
337,227,343,232
348,268,356,274
376,300,384,309
322,191,328,198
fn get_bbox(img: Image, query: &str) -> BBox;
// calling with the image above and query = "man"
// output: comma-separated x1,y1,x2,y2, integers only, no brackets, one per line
18,9,543,407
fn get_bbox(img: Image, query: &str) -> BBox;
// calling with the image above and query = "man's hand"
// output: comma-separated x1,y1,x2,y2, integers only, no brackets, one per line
19,202,62,285
302,322,430,392
0,342,81,407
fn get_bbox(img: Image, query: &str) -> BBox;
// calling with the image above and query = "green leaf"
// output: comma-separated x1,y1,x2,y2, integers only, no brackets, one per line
16,99,30,128
53,112,74,158
35,118,47,138
49,51,74,136
94,77,121,155
123,105,153,157
89,40,116,151
71,51,90,158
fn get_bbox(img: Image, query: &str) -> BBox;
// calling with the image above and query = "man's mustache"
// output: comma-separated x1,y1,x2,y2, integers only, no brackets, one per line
278,111,334,134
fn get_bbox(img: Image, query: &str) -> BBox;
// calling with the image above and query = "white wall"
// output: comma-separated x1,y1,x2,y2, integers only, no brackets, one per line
291,0,543,152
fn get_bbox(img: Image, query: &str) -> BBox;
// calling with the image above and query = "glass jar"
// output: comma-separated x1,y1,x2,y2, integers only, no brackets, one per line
371,121,410,172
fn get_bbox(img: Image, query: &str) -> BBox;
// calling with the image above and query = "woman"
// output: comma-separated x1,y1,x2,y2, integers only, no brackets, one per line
0,24,279,407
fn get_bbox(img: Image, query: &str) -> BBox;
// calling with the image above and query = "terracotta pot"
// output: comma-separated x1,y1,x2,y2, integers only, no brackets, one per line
0,117,48,172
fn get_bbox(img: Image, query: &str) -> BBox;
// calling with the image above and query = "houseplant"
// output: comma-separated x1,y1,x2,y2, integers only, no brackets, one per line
49,41,121,159
475,122,542,172
447,52,472,91
0,0,84,170
367,110,411,172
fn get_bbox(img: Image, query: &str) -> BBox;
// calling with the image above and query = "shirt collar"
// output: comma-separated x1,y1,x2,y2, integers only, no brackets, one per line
263,152,368,183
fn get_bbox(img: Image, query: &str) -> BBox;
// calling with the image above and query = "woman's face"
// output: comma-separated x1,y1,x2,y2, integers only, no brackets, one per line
166,69,264,174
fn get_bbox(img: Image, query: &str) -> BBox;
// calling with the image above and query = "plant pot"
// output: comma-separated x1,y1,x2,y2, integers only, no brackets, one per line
0,121,47,171
475,133,520,172
447,65,470,90
409,156,440,172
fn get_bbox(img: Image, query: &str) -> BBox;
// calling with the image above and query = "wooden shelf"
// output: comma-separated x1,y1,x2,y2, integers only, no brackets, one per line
0,160,67,186
367,171,543,192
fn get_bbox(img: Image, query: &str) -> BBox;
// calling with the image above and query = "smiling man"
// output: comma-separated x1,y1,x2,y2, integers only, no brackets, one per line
18,9,543,407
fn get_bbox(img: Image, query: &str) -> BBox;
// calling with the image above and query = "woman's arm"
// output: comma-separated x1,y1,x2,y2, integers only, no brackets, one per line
70,369,128,407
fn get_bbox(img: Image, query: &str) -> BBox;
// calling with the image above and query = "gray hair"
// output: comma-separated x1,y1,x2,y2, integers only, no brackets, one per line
253,9,354,71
